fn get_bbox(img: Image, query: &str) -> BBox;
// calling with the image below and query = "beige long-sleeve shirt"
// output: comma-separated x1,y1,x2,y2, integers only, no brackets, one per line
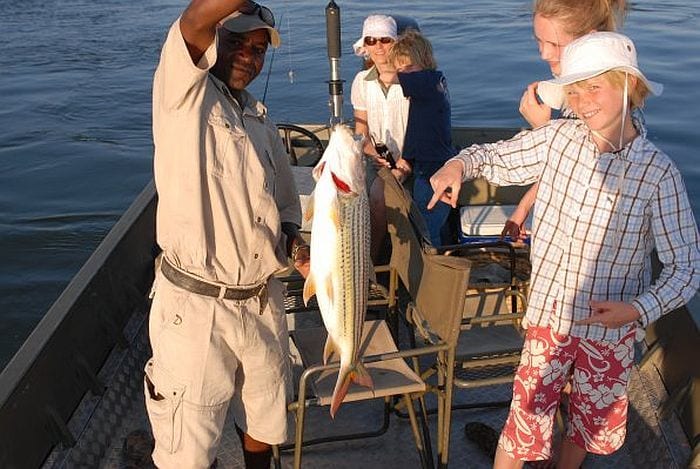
152,19,301,286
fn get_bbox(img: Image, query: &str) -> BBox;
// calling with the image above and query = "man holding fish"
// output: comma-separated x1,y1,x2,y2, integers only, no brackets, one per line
146,1,309,468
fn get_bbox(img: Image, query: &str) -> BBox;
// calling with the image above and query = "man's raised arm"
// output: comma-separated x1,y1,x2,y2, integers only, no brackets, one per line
180,0,249,63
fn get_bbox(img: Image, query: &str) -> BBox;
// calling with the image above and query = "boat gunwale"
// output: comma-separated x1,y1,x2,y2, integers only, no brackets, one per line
0,181,158,468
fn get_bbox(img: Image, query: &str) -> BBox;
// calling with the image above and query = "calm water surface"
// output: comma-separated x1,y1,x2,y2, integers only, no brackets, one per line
1,0,698,369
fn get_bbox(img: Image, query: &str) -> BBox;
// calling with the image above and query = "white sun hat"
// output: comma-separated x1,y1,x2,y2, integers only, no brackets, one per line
352,14,398,57
537,31,663,109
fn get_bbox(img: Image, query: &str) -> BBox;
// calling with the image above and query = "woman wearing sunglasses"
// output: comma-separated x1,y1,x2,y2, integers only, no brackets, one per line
351,14,414,263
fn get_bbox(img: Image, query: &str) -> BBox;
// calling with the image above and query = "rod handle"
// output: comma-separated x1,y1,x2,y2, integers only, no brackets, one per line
325,1,341,59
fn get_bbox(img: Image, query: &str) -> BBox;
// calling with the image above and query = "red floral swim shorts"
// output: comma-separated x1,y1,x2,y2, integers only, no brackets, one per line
498,326,635,461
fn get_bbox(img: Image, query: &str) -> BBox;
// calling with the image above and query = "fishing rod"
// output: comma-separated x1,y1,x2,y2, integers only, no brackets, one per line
261,43,276,104
262,6,287,104
326,0,343,126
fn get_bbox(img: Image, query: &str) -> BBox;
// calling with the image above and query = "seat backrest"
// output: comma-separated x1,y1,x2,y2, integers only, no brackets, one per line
457,178,533,206
379,168,471,345
449,127,532,206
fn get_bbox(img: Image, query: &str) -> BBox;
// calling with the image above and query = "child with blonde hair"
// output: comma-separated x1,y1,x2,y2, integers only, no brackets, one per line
429,32,699,468
388,29,456,245
504,0,628,242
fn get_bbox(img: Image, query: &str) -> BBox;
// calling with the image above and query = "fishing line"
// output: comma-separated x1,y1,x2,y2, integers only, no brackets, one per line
261,1,294,104
286,7,295,84
261,40,276,103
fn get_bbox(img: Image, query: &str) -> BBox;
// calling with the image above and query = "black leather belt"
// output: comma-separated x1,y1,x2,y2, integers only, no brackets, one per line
161,257,268,305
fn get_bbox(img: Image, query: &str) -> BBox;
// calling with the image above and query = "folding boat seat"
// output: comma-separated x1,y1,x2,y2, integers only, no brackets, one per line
276,123,326,167
378,167,529,468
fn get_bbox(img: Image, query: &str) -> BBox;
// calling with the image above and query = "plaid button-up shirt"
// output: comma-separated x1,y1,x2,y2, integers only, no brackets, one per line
453,118,700,342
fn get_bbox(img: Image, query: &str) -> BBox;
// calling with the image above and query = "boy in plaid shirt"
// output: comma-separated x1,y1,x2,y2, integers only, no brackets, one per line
429,32,699,468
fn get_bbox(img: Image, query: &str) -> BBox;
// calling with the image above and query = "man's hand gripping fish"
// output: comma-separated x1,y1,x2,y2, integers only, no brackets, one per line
303,124,374,418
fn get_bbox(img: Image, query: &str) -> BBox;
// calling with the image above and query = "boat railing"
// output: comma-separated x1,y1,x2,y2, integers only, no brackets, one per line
0,182,158,468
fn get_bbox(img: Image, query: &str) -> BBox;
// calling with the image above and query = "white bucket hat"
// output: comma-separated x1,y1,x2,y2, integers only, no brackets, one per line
537,32,662,109
352,14,398,57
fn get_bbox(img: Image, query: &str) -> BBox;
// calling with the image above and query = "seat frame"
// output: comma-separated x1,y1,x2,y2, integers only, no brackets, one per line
272,269,441,469
379,167,529,468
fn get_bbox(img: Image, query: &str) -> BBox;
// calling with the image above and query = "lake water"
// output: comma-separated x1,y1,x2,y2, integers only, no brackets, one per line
1,0,698,369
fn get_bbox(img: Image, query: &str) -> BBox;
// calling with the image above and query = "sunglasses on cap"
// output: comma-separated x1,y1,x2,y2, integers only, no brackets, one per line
243,1,275,28
364,36,394,46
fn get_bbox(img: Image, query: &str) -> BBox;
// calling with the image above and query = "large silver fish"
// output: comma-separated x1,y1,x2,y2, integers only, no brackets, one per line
303,124,374,417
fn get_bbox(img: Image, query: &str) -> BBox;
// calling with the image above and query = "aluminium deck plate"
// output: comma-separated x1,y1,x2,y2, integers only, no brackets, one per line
42,309,691,469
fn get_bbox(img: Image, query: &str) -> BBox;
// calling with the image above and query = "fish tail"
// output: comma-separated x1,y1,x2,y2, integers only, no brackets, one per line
354,362,374,389
329,362,374,418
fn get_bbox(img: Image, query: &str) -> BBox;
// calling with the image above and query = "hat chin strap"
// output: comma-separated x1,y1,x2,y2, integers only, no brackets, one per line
591,72,629,153
620,73,629,150
586,73,630,248
600,72,629,250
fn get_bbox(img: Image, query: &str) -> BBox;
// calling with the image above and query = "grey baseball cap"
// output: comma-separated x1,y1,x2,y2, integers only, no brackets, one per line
220,5,280,48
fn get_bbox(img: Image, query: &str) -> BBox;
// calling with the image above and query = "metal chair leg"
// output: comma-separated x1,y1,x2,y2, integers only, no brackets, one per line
435,349,446,466
293,371,311,469
406,313,436,467
403,393,435,469
417,390,435,468
271,444,281,469
438,348,456,468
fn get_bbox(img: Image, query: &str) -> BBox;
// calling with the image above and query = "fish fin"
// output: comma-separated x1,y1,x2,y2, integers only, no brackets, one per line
329,362,374,418
330,366,353,419
304,191,315,221
323,276,334,303
354,362,374,389
330,171,352,193
302,274,316,306
322,336,336,365
312,161,326,181
330,205,341,229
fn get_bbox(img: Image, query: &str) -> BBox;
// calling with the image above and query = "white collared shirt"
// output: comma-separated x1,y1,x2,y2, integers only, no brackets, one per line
351,66,410,157
453,118,700,341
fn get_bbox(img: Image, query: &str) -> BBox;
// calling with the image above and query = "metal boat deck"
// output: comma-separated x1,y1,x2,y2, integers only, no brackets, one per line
41,300,691,468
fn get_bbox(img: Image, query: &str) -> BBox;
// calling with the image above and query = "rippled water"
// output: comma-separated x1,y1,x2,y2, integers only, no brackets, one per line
1,0,698,368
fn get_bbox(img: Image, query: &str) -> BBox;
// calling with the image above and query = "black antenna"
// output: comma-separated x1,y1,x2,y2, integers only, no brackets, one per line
325,1,343,126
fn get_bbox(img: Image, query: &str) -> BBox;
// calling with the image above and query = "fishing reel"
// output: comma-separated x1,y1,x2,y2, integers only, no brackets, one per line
373,142,397,169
